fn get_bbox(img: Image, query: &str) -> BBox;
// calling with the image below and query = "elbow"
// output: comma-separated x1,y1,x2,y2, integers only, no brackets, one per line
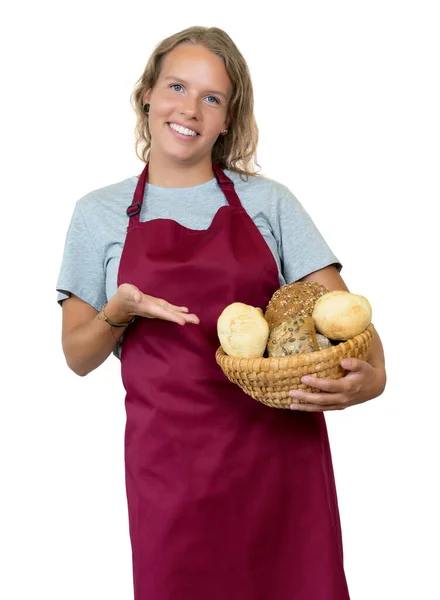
73,367,90,378
62,348,94,377
65,358,91,377
379,366,387,396
62,338,94,377
372,363,387,399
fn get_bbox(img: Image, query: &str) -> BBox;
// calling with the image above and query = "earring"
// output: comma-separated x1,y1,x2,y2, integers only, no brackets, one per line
143,103,150,114
221,129,228,136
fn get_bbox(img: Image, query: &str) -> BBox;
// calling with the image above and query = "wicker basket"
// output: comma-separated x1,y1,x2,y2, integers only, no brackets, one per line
215,324,375,409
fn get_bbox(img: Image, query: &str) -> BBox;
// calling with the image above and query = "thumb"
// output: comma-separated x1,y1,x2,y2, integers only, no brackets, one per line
128,286,142,304
132,290,142,303
340,358,365,372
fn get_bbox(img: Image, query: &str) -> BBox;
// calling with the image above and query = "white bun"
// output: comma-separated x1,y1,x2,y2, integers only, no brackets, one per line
312,291,372,340
217,302,269,358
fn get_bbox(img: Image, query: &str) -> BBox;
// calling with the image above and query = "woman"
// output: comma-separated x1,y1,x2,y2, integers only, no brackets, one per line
57,26,386,600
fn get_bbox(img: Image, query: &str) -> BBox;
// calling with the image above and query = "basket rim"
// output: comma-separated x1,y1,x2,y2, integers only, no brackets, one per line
216,323,375,371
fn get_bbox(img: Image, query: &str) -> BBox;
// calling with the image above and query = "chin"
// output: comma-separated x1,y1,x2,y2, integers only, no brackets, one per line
166,147,208,166
152,136,212,166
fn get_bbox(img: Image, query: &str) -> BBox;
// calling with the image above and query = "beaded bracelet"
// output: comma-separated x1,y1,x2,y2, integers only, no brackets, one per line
98,303,135,328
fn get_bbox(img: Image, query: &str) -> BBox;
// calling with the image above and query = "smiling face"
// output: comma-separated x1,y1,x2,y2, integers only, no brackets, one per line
144,43,232,168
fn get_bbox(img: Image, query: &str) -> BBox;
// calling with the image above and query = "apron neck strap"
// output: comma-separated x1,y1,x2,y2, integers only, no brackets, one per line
126,162,149,224
211,162,241,208
126,161,241,225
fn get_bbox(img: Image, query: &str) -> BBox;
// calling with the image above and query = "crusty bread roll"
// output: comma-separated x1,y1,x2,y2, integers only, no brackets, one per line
316,333,333,350
217,302,269,358
265,282,329,330
312,291,372,340
267,316,319,357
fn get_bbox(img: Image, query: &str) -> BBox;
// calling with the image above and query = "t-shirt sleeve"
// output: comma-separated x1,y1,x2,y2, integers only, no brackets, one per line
56,201,107,311
275,186,342,283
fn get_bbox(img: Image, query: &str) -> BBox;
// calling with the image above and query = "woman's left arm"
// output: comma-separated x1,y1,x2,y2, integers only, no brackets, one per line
289,265,387,411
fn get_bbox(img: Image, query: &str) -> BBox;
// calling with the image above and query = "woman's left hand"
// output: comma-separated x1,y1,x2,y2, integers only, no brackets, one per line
289,357,386,411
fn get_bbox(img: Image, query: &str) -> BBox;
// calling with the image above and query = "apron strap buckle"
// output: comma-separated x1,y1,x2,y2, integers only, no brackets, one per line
127,202,141,217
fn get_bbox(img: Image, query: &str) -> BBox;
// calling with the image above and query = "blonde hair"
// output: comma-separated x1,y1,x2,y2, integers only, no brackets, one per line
131,26,260,177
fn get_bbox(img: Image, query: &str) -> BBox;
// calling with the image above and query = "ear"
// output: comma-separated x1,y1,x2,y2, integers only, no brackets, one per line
143,88,152,104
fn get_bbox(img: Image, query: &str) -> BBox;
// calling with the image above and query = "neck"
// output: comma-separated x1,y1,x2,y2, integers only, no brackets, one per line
146,153,215,188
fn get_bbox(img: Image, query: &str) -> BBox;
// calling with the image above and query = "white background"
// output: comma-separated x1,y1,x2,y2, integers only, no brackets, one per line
1,1,439,598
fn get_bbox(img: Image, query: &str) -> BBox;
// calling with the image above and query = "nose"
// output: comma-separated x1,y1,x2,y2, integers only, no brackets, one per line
180,95,199,120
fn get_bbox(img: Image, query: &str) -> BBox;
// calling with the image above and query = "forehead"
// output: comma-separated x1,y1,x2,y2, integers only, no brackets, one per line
159,44,232,94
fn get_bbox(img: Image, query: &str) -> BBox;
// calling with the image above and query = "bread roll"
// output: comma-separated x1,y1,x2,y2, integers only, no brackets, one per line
267,316,319,357
265,282,329,329
316,333,333,350
312,291,372,340
217,302,269,358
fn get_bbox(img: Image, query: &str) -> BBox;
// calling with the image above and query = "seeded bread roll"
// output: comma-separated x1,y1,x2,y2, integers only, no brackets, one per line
264,282,329,330
217,302,269,358
267,316,319,358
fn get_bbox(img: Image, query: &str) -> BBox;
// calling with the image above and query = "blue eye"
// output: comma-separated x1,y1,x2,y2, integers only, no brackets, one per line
170,84,219,105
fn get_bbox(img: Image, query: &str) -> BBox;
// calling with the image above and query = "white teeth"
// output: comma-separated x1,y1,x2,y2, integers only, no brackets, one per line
169,123,198,137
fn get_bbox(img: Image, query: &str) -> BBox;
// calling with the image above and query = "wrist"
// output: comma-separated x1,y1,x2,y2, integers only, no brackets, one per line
99,300,134,327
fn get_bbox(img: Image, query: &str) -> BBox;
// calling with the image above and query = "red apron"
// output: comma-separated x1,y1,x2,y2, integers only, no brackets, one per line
117,163,350,600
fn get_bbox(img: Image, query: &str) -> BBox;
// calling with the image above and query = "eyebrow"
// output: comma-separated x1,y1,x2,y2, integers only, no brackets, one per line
163,76,228,100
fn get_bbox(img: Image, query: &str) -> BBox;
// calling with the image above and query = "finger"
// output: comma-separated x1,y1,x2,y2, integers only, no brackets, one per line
340,358,367,372
166,304,199,324
290,402,344,412
158,309,187,325
156,306,200,326
289,389,343,406
166,305,199,324
169,305,189,313
300,375,347,393
182,313,200,325
161,301,197,317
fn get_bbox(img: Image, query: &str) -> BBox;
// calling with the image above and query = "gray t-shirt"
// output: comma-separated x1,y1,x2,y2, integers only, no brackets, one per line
57,169,341,312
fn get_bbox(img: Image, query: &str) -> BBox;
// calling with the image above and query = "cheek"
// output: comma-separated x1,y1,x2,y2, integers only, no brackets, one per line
203,108,227,131
151,98,174,119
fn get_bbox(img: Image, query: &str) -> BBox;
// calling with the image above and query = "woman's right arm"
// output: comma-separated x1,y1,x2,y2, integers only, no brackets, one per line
61,294,126,377
62,283,200,377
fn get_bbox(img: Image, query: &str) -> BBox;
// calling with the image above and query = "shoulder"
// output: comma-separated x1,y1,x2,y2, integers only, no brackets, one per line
224,169,302,216
75,176,136,218
225,169,293,196
65,176,136,251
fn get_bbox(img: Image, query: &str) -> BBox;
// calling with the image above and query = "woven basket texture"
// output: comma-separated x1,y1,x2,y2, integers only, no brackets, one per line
215,324,375,409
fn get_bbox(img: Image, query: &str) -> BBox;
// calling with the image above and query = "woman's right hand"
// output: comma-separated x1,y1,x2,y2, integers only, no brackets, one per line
105,283,200,326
